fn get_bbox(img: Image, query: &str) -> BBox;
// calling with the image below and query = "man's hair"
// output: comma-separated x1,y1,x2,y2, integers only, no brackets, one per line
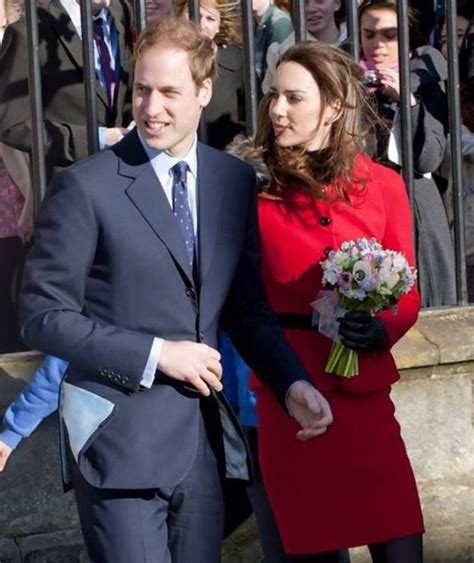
133,17,218,86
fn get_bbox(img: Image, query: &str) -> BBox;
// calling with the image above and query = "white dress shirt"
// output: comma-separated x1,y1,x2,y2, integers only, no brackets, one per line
138,131,199,387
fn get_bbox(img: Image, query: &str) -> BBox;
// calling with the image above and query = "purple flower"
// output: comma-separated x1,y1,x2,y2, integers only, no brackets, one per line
337,272,353,289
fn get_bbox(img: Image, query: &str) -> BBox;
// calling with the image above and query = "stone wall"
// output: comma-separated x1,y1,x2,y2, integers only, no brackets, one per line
0,307,473,562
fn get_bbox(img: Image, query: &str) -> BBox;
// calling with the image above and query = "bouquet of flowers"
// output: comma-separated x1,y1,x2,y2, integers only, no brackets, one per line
311,237,417,378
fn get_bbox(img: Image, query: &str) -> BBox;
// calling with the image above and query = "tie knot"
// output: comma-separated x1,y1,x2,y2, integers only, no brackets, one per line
93,18,104,40
172,161,189,185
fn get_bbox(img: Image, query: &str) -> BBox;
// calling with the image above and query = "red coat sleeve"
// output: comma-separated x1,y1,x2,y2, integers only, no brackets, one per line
376,166,421,347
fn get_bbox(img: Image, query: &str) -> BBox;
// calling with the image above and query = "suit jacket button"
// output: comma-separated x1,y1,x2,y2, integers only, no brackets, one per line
199,332,204,341
185,287,195,298
320,216,331,226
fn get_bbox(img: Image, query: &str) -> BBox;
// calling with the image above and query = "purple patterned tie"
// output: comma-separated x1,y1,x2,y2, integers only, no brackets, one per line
172,161,195,269
93,18,116,107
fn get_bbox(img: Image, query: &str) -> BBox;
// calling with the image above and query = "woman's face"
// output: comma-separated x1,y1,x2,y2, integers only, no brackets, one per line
199,3,221,40
360,7,399,67
305,0,341,37
440,16,470,58
269,61,335,151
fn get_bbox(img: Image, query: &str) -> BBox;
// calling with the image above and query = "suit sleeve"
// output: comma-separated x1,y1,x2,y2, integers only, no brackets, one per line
221,171,313,409
19,168,155,392
377,168,421,347
0,22,90,167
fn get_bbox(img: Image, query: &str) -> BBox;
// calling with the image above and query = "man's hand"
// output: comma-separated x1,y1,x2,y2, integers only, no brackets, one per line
158,341,223,396
0,441,13,472
104,127,128,147
287,381,333,442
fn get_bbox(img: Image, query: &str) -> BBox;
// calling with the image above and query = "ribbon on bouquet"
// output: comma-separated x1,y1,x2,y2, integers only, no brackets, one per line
310,290,346,342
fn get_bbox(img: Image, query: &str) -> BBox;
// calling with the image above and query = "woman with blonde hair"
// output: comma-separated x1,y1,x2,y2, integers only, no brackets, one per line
175,0,245,148
253,40,424,562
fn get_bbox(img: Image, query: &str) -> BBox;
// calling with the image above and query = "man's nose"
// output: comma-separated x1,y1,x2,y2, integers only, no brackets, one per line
146,91,163,115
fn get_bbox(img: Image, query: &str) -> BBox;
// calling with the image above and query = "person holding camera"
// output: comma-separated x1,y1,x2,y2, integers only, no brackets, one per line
359,0,456,308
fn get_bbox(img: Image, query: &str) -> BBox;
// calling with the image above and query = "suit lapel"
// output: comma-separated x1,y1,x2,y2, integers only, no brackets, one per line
49,0,109,108
197,143,225,284
118,131,195,285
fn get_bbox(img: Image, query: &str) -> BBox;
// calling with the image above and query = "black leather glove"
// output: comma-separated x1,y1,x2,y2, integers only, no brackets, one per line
338,312,388,352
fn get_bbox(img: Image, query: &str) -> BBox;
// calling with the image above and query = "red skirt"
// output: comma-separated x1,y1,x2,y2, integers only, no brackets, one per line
257,385,424,555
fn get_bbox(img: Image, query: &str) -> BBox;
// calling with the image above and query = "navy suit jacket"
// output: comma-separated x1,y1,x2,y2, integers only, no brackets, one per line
19,129,310,491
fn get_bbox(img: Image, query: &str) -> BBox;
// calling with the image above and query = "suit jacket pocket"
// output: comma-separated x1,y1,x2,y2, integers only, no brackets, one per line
60,382,117,464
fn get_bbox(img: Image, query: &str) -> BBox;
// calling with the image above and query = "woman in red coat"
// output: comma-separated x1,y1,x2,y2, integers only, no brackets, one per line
253,41,424,562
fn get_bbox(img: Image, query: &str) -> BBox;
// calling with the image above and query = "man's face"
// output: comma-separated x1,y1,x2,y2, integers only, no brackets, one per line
133,45,212,157
145,0,173,22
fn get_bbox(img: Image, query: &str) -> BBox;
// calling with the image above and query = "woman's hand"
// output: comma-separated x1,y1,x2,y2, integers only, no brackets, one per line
338,312,388,352
377,67,417,106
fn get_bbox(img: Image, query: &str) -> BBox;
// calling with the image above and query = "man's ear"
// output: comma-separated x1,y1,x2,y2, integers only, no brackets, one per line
198,77,213,108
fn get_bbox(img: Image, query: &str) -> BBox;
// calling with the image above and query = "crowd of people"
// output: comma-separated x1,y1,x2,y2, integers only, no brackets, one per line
0,0,472,562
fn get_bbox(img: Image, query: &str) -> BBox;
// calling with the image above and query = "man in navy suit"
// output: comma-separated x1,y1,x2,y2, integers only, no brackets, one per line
19,17,333,563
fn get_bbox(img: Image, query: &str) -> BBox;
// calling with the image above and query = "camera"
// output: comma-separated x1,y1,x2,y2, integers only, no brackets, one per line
363,70,382,88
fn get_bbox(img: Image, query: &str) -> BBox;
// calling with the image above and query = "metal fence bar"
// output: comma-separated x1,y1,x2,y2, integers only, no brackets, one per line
79,0,99,154
188,0,200,22
24,0,46,215
135,0,147,33
241,0,258,137
345,0,359,62
293,0,306,43
445,0,468,305
395,0,415,213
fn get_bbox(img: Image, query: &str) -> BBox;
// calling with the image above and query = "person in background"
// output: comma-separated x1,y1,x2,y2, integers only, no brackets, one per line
175,0,245,149
438,0,474,302
0,0,30,354
305,0,346,46
146,0,173,21
263,0,347,94
0,0,135,184
358,0,456,307
255,39,424,562
253,0,293,94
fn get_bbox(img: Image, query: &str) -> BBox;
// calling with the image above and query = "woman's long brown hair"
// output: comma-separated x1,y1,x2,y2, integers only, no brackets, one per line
255,41,378,202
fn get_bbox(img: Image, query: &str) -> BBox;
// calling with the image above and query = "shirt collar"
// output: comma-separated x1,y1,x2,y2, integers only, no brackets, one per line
60,0,109,36
137,129,198,180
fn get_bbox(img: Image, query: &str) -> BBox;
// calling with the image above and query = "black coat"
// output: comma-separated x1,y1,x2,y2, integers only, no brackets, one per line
0,0,134,182
373,46,457,307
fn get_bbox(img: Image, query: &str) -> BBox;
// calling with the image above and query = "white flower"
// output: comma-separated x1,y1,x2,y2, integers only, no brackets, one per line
352,261,372,284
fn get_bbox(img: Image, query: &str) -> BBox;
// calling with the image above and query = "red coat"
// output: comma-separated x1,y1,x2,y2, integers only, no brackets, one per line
254,154,424,554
